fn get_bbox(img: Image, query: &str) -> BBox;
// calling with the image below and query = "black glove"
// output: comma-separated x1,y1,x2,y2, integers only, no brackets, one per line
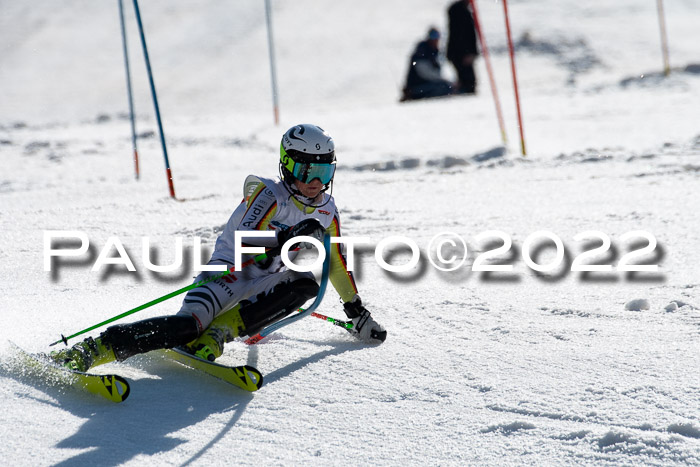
277,218,325,249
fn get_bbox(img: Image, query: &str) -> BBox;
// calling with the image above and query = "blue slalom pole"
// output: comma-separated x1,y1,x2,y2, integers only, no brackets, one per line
132,0,176,198
118,0,139,180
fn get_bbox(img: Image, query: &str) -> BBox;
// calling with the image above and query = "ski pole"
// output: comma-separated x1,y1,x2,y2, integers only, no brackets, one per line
309,311,353,330
49,249,277,347
245,309,353,345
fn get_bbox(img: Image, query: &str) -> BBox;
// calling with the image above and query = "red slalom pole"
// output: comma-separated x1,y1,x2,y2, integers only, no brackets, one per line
134,148,140,179
469,0,507,146
502,0,527,156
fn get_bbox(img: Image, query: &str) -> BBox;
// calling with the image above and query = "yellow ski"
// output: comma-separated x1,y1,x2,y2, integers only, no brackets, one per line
9,342,130,403
160,348,263,392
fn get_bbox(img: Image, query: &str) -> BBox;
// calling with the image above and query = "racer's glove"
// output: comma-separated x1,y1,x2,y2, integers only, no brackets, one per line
343,297,387,343
277,218,325,249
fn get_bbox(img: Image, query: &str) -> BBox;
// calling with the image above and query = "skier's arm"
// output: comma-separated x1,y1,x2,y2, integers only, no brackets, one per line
236,181,279,247
325,211,386,343
325,214,359,303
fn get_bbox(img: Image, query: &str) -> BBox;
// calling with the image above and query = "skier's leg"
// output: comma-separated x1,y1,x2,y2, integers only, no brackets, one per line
175,263,250,333
186,270,319,361
238,274,320,335
92,267,318,364
51,268,317,369
101,315,200,360
50,315,200,372
98,263,252,365
455,63,476,94
50,261,240,372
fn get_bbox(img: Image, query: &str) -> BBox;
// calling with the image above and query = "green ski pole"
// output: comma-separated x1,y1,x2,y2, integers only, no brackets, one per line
309,311,353,330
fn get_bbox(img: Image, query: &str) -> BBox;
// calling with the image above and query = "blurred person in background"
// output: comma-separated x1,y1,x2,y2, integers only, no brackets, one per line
401,27,455,101
447,0,479,94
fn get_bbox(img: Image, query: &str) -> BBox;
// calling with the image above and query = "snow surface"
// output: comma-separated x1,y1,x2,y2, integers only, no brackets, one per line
1,0,700,465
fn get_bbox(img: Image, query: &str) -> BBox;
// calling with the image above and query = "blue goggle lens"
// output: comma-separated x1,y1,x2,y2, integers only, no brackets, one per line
292,162,336,184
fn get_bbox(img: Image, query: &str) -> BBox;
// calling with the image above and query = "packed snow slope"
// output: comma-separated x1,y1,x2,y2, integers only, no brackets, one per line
1,0,699,465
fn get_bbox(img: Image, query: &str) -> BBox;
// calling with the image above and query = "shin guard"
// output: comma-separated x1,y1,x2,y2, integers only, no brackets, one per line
240,278,319,336
101,315,200,361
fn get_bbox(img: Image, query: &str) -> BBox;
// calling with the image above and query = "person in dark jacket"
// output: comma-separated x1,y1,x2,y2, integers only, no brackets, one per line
447,0,479,94
401,27,454,101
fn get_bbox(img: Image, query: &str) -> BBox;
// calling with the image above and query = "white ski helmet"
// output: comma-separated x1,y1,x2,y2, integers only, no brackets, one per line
279,124,336,190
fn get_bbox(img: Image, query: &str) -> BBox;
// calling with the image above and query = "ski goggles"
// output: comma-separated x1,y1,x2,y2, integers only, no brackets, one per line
287,160,336,184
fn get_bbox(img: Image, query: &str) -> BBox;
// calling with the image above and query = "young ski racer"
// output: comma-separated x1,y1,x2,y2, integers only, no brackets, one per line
52,124,386,372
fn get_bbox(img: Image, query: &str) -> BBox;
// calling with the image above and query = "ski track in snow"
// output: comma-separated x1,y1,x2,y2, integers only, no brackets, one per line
2,0,700,465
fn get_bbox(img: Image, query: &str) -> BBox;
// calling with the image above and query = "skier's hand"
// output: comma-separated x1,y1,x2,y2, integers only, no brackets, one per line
277,218,325,249
343,297,387,343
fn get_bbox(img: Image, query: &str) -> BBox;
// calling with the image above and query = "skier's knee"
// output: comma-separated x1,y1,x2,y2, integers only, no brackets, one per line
240,278,319,335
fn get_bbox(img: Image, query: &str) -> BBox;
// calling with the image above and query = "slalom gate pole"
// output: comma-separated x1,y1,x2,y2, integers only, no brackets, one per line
469,0,507,146
264,0,280,125
118,0,140,180
502,0,527,156
132,0,177,198
49,250,276,347
656,0,671,76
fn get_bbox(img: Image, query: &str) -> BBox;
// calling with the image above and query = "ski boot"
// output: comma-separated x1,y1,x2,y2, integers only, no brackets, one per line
187,303,247,362
50,336,116,372
187,277,320,361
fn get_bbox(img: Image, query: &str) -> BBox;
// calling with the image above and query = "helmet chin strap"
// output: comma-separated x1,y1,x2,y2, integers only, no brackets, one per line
282,177,333,208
